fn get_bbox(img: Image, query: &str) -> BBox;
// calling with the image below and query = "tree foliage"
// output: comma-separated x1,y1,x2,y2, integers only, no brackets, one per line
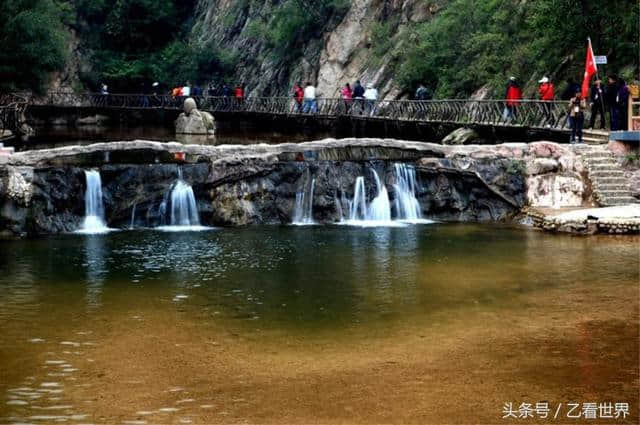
396,0,639,98
0,0,69,93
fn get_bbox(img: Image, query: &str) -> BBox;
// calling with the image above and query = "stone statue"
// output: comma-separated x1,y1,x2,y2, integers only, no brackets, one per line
175,98,216,135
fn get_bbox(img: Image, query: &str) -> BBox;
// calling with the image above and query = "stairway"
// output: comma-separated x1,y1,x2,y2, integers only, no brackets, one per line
583,150,638,206
581,129,609,145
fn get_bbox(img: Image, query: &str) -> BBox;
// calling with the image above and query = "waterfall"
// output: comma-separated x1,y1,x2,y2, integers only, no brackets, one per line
292,174,316,225
169,180,200,226
393,163,422,222
343,165,431,227
345,169,394,226
129,203,137,229
78,170,109,234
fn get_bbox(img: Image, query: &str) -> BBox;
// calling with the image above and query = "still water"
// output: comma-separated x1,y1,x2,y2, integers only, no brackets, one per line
14,126,334,151
0,225,638,423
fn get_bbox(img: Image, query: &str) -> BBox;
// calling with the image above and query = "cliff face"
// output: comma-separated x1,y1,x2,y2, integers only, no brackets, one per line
191,0,436,99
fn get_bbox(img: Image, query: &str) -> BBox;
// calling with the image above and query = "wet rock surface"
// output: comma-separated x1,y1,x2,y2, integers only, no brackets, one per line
0,138,623,236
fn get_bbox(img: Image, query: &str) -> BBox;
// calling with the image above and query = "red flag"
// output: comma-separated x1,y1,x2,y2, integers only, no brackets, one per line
582,38,597,98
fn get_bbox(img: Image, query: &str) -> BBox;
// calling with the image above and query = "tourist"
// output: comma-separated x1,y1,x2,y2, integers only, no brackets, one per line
363,83,378,116
415,84,432,100
192,84,203,97
561,78,581,100
588,78,606,129
352,80,364,99
340,83,353,113
617,78,630,131
222,84,232,97
503,77,522,121
100,83,108,95
568,90,586,144
607,75,620,130
207,83,216,97
182,82,191,97
234,84,244,99
293,82,304,112
303,82,318,113
538,76,555,126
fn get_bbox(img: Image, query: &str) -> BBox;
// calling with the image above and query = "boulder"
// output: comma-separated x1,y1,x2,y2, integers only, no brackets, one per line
442,127,479,145
175,98,216,135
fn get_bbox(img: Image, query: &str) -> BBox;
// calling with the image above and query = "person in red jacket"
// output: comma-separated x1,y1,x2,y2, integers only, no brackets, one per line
234,84,244,102
538,76,555,126
503,77,522,121
293,82,304,112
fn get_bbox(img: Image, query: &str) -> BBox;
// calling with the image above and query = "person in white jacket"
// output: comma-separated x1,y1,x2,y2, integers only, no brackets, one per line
303,82,318,113
363,83,378,116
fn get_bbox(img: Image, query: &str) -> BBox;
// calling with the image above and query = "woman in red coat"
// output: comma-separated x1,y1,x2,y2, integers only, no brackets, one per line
503,77,522,121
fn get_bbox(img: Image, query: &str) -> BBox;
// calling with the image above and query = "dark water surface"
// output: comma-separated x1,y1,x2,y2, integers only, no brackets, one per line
13,126,333,151
1,224,638,423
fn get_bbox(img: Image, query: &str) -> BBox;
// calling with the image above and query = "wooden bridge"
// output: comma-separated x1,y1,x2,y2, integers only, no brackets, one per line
11,92,612,143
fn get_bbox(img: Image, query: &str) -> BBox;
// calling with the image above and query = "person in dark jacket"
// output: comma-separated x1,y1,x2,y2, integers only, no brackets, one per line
607,75,620,130
618,78,630,131
415,84,432,100
353,80,364,98
222,84,232,97
588,78,606,129
561,78,581,100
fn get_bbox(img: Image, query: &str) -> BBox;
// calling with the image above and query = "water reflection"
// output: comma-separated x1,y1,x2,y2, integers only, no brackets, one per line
83,235,107,310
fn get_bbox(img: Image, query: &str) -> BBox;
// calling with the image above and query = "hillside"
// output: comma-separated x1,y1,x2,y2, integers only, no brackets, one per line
1,0,638,98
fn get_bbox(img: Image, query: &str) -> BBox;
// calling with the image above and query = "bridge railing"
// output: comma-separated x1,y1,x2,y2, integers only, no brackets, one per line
0,93,29,135
31,93,572,130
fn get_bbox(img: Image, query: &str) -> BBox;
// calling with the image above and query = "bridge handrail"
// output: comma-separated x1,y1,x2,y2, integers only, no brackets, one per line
25,93,573,130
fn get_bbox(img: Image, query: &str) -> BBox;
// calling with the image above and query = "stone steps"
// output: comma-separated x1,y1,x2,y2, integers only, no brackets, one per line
582,150,638,206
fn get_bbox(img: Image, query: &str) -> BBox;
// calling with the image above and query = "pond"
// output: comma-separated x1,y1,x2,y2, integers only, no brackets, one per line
13,126,335,151
0,224,638,423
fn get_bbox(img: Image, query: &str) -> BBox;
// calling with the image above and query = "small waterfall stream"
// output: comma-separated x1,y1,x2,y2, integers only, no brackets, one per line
157,167,207,231
393,163,422,222
343,164,429,226
292,172,316,225
78,170,109,234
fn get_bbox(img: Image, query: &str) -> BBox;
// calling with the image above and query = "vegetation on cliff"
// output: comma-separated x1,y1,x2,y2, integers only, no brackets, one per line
396,0,639,97
0,0,69,93
2,0,638,96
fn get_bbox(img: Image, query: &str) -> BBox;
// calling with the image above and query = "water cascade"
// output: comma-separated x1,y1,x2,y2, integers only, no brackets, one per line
343,165,429,226
346,169,394,226
156,168,206,231
79,170,109,234
129,203,137,229
292,174,316,225
169,180,200,226
393,163,422,222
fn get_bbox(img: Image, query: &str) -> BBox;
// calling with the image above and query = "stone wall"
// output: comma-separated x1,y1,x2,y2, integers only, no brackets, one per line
0,139,603,236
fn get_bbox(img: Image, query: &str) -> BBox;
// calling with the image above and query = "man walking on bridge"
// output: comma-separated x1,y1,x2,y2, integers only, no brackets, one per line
303,82,318,114
538,77,555,126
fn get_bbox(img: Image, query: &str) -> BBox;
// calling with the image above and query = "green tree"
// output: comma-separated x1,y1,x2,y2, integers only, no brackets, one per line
0,0,69,93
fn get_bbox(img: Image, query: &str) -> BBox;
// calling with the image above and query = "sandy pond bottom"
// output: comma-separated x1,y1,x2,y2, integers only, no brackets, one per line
0,224,638,424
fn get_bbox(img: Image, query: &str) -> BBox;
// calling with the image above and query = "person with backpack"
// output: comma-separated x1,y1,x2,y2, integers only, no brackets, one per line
568,90,587,144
